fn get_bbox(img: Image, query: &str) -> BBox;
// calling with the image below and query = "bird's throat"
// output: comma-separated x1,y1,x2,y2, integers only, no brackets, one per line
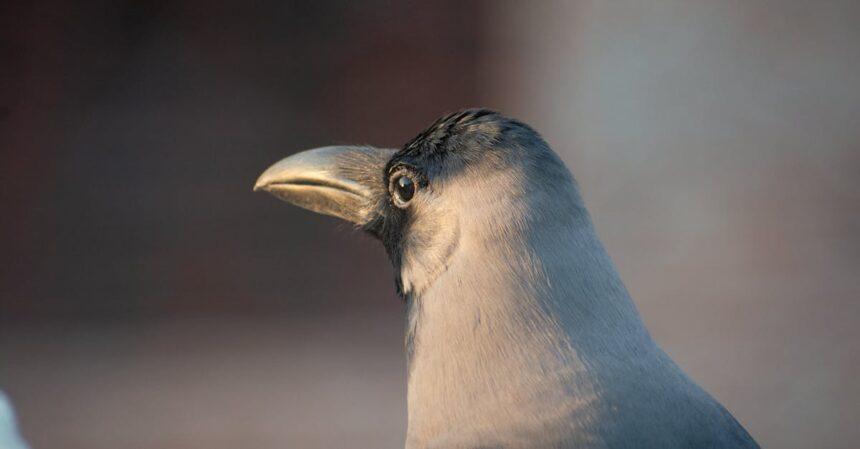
402,213,653,448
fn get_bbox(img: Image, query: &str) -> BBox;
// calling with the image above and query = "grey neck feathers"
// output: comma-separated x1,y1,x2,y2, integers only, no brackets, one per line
401,177,659,447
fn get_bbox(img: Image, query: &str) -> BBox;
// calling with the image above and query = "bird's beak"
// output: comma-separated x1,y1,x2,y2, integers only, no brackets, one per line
254,145,396,226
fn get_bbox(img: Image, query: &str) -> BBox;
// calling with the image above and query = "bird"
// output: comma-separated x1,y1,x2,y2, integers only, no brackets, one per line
254,109,759,448
0,391,29,449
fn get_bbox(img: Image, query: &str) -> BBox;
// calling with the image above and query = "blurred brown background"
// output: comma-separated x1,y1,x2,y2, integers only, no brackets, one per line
1,1,858,448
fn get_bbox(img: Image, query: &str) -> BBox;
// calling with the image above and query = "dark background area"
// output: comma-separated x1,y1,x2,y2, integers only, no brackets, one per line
1,1,858,448
1,0,483,320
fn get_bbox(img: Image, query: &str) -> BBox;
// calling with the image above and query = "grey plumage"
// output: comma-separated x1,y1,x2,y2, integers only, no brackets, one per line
255,109,759,448
0,392,29,449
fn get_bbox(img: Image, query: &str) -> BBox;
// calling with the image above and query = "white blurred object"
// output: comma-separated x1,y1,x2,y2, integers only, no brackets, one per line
0,392,29,449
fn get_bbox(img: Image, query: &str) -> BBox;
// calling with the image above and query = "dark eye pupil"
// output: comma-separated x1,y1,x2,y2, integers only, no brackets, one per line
396,176,415,202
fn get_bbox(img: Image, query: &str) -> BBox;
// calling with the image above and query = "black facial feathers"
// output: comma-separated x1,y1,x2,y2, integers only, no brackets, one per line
399,109,498,158
384,108,538,178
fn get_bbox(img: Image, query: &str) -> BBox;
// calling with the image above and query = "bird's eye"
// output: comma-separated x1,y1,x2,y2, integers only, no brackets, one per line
391,174,416,206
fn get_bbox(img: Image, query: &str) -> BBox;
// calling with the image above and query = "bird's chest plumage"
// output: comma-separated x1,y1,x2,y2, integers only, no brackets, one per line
403,262,605,449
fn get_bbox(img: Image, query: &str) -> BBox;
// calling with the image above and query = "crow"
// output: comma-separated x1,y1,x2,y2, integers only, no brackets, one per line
255,109,759,449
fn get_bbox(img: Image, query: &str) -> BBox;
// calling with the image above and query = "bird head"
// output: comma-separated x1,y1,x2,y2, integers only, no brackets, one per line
255,109,585,297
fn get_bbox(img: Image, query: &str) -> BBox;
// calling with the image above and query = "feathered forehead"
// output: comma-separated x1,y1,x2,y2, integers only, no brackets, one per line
386,108,543,175
402,108,501,156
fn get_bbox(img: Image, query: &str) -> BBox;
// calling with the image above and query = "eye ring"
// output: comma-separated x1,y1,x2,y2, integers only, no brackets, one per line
389,172,417,207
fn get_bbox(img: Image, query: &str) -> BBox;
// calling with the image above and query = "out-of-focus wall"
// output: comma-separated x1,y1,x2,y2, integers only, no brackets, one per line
1,1,858,448
0,0,483,320
485,2,860,448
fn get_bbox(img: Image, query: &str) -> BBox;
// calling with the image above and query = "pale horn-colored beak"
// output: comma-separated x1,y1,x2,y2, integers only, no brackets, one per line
254,145,395,226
